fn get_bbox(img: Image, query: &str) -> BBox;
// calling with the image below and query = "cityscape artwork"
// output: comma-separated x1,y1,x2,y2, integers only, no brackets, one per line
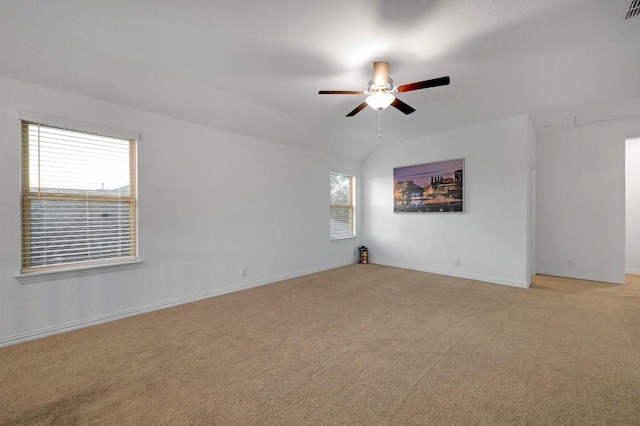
394,158,464,213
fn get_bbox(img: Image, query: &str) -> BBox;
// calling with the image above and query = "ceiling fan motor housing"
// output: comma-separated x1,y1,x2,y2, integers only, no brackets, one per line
366,78,394,95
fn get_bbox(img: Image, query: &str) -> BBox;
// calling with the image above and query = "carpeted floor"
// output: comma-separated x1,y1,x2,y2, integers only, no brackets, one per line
1,265,640,425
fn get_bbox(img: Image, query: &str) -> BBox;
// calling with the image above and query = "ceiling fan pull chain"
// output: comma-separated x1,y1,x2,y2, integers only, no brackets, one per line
378,109,382,139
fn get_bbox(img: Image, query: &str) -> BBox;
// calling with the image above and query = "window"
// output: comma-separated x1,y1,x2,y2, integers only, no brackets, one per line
330,172,355,239
21,121,137,273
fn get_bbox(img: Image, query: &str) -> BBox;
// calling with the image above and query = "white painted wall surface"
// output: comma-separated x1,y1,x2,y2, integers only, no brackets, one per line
537,118,640,284
362,115,533,288
0,76,361,345
626,138,640,274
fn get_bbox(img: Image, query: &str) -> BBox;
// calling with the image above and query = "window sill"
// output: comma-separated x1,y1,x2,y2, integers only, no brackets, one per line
330,236,357,241
15,259,143,284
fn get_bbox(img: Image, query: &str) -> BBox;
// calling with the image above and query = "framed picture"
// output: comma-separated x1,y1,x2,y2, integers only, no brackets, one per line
394,158,464,213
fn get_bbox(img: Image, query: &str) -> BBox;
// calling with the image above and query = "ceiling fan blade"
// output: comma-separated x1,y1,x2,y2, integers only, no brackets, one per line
346,102,368,117
319,90,364,95
391,98,416,115
396,76,450,93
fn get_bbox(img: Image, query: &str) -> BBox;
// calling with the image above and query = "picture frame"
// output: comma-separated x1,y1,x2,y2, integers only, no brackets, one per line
393,158,464,213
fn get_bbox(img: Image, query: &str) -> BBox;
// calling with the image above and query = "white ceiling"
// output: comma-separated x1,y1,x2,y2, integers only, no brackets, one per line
1,0,639,160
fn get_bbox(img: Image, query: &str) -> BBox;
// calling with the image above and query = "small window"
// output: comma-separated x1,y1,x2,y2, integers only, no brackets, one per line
21,121,137,272
330,172,355,239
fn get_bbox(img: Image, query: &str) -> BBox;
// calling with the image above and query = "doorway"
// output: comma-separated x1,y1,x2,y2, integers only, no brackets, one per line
626,137,640,275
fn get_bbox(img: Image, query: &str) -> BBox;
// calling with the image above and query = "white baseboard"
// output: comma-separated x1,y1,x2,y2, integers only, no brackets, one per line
0,261,355,348
535,269,624,284
625,269,640,275
372,261,530,288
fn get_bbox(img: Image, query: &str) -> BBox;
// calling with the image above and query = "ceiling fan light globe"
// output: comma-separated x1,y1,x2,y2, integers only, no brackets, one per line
366,93,396,110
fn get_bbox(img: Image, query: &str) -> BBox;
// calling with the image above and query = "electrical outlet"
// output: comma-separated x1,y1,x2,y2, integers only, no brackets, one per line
455,259,461,267
241,267,248,277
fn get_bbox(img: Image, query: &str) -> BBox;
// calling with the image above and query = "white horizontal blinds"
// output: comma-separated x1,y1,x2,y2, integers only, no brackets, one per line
330,172,355,239
21,121,137,272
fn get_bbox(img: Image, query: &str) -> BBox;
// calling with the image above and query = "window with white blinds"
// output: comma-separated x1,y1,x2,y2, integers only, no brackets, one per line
330,172,355,239
21,121,137,272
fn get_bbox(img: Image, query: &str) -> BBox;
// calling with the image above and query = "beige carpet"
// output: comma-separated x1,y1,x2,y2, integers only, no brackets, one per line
1,265,640,425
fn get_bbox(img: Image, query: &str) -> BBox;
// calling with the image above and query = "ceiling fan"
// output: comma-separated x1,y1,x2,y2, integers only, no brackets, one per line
319,61,450,117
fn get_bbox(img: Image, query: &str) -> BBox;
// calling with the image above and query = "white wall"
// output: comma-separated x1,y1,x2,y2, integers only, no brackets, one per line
362,115,533,288
626,138,640,274
537,118,640,284
0,76,361,345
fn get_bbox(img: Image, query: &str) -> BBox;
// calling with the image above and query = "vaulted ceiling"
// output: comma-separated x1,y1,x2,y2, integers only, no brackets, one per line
1,0,639,160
